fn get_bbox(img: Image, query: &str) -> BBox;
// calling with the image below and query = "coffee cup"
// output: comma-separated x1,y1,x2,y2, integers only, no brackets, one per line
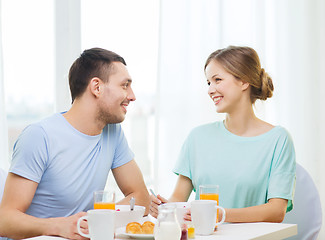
77,209,115,240
191,200,226,235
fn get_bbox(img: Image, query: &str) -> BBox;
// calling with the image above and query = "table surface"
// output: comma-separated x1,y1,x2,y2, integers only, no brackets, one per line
24,222,297,240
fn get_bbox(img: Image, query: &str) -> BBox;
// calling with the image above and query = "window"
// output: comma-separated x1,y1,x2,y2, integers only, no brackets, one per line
2,0,55,160
81,0,160,197
2,0,159,199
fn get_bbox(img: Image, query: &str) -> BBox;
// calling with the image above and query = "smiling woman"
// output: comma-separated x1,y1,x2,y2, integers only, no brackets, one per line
149,46,296,226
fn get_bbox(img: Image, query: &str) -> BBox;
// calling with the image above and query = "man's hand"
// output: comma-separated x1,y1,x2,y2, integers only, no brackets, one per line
149,194,168,218
53,212,88,240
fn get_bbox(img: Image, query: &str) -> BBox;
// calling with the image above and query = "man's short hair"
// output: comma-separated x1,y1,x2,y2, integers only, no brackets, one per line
68,48,126,103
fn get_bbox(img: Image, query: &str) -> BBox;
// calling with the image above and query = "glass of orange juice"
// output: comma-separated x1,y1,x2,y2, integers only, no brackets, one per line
199,185,220,227
199,185,219,204
93,190,115,210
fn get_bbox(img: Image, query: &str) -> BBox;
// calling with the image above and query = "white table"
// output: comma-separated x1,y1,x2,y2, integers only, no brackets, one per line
24,222,297,240
191,222,297,240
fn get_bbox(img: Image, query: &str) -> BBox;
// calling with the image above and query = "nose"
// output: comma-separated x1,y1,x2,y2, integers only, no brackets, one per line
208,83,216,97
127,87,136,101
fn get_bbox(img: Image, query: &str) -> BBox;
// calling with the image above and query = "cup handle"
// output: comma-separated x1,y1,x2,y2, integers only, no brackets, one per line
215,206,226,226
77,215,90,238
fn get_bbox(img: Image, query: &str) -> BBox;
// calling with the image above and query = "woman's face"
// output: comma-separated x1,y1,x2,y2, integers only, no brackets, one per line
205,60,248,114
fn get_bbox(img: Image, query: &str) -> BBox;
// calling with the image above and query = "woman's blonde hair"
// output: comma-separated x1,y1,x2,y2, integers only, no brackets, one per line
204,46,274,103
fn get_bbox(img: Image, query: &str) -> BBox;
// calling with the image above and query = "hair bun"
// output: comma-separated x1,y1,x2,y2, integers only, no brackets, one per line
259,68,274,100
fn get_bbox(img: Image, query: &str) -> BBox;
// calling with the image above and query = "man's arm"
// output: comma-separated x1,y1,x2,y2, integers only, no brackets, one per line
0,173,88,240
112,160,150,215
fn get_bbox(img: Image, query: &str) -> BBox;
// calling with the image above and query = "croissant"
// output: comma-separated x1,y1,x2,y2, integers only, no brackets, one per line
125,221,155,234
126,222,142,234
141,221,155,234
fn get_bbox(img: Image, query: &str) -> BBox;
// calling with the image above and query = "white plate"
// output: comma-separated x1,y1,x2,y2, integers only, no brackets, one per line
115,227,154,239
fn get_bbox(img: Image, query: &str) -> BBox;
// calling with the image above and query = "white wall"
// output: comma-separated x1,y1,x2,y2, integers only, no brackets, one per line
0,0,9,170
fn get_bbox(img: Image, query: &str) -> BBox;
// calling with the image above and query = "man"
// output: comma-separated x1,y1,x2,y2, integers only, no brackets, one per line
0,48,150,239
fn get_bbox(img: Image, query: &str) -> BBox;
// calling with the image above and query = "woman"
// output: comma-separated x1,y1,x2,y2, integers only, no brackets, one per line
150,46,296,223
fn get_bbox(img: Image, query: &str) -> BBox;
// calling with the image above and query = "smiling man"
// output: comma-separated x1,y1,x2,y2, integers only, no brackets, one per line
0,48,150,240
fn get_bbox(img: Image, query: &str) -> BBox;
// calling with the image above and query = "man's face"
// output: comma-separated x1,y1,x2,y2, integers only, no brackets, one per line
97,61,136,124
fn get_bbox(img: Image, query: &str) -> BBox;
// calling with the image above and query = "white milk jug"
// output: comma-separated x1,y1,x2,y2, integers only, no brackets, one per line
154,204,181,240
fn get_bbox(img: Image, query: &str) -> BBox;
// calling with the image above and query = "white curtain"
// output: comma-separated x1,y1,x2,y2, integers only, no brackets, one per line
54,0,80,112
156,0,325,238
0,0,9,171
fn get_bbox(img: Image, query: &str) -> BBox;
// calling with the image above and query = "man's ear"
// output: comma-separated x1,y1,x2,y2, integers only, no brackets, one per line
89,77,101,98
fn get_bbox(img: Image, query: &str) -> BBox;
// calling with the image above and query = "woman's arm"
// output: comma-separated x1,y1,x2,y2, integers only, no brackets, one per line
169,175,194,202
223,198,288,223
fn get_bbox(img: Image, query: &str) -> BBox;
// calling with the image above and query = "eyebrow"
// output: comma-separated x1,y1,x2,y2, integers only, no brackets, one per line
123,79,132,83
207,74,219,81
211,74,220,79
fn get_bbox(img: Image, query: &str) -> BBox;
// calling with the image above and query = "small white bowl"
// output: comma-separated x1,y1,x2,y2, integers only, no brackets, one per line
115,205,146,228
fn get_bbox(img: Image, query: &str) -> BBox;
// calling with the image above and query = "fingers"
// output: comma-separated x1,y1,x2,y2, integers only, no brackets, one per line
150,194,161,205
78,216,88,229
78,219,89,234
75,211,87,217
149,194,168,218
157,194,168,204
149,194,161,218
149,203,159,218
72,212,89,239
184,209,192,221
72,233,89,240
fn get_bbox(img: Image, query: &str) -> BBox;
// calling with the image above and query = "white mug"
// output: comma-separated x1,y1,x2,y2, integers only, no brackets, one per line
191,200,226,235
77,209,115,240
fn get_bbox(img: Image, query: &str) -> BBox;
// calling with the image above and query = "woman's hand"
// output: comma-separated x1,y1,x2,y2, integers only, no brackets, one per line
184,208,192,221
149,194,168,218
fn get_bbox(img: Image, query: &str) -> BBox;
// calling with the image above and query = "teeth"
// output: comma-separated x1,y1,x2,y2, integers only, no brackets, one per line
213,97,222,102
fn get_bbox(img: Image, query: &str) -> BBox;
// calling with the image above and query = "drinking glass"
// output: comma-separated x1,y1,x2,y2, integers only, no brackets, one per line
199,185,219,203
93,190,115,210
199,185,220,225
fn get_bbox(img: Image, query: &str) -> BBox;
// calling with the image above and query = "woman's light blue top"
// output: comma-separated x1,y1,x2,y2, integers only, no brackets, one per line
174,121,296,212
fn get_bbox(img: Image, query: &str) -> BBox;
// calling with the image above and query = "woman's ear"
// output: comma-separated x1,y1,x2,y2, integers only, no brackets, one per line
89,77,101,98
241,81,250,91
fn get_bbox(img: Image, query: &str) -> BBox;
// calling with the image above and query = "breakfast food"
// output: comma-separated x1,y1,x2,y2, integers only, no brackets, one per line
125,221,155,234
126,222,142,234
141,221,155,234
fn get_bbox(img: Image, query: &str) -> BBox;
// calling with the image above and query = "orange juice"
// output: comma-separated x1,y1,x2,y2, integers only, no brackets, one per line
199,193,219,203
187,226,195,239
200,193,219,222
94,202,116,210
